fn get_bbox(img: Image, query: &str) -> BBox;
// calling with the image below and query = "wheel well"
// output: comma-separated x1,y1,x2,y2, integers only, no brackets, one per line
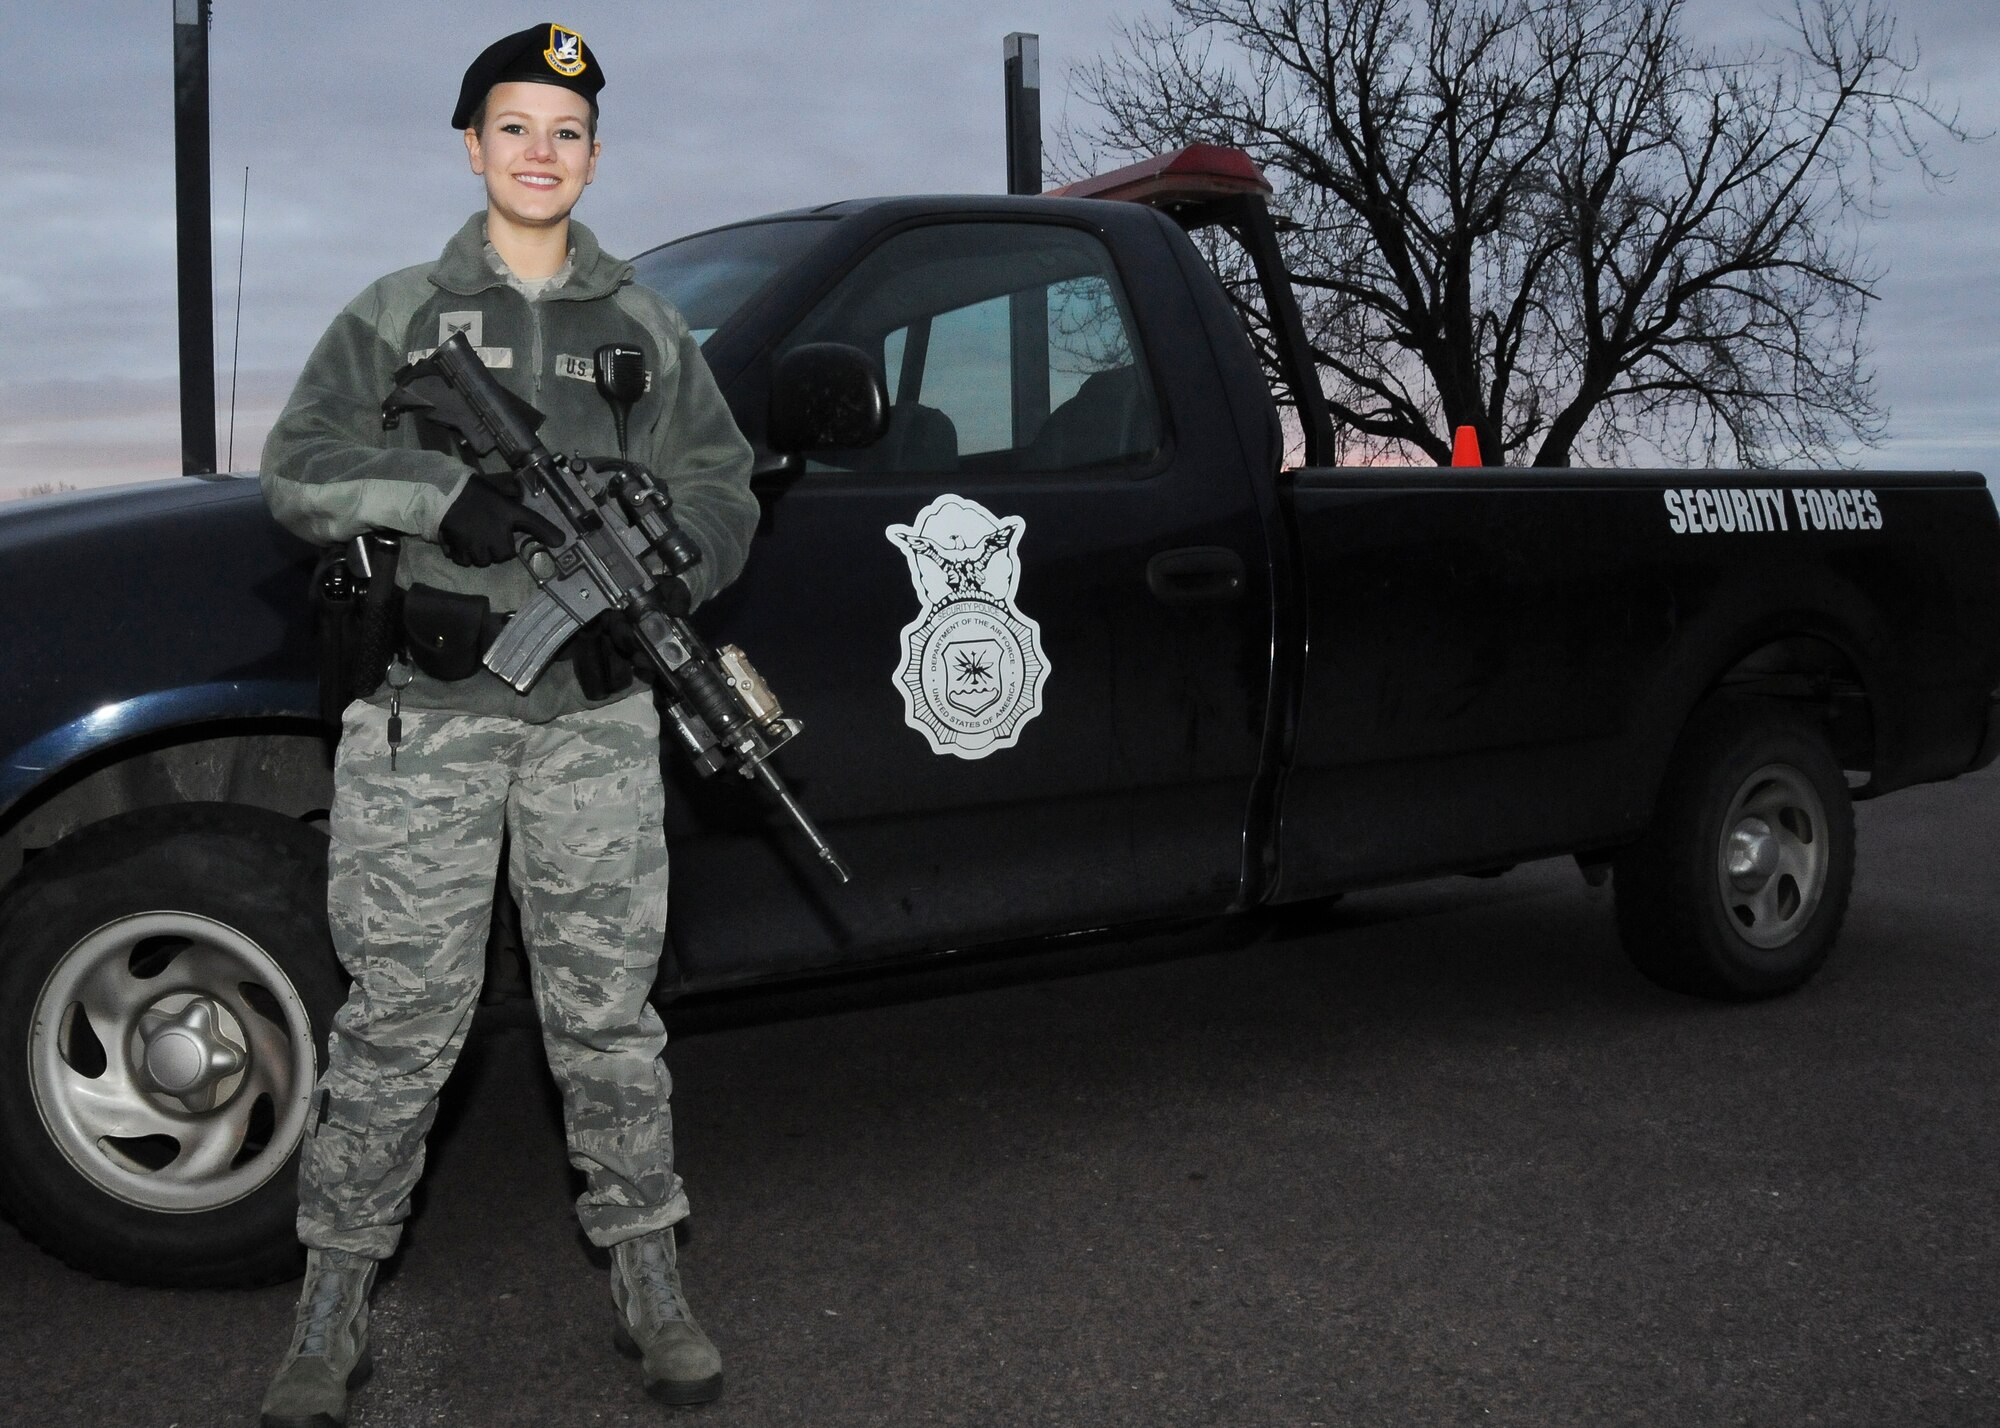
0,720,332,895
1707,635,1874,776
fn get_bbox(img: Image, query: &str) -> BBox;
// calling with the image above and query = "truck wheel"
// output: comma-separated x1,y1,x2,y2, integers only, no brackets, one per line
1613,698,1855,999
0,803,341,1287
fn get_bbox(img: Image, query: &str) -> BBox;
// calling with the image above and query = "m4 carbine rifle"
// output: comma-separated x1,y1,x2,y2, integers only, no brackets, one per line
383,330,850,884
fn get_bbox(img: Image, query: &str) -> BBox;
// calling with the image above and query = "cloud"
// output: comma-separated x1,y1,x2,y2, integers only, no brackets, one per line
1,0,1143,493
1,0,1994,499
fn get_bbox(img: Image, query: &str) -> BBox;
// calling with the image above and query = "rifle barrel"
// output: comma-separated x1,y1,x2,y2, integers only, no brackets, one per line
751,758,852,883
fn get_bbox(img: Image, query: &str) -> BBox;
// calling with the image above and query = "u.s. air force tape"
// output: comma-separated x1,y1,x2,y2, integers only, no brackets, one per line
1664,487,1883,535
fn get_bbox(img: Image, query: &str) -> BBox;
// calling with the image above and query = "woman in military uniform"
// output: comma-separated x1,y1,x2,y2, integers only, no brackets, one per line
257,22,756,1424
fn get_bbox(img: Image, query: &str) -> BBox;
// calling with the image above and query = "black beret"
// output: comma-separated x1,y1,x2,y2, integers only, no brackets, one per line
451,22,604,130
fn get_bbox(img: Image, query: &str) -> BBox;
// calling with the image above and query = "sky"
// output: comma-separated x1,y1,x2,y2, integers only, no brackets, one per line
2,0,1995,500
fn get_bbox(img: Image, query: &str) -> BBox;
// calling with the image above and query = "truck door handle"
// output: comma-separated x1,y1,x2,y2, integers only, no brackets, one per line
1146,546,1245,605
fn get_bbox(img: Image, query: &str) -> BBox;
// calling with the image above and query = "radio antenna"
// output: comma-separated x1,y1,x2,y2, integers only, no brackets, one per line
225,165,248,472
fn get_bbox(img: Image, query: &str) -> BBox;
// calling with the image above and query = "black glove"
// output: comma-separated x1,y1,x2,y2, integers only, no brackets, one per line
571,613,637,701
437,480,565,568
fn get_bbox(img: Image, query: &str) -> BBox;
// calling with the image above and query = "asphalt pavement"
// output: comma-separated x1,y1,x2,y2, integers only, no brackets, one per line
2,767,1995,1427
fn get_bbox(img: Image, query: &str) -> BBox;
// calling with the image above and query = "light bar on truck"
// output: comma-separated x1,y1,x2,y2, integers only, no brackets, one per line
1045,144,1272,207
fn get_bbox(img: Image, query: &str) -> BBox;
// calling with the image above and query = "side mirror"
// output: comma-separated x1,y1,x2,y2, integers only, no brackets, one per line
766,343,891,455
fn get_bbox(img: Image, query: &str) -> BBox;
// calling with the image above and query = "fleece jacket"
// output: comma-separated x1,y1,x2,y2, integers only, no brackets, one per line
260,211,758,721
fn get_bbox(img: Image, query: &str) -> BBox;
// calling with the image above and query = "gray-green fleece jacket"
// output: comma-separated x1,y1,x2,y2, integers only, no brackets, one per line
261,211,757,721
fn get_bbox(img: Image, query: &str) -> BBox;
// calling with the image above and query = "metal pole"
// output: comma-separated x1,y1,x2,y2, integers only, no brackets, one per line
174,0,217,475
1003,33,1041,196
1004,35,1050,443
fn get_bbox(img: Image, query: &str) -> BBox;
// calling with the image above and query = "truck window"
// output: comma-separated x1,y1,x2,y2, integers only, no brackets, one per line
633,218,835,344
781,222,1162,476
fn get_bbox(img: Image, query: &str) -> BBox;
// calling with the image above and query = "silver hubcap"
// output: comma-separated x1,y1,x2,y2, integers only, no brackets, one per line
1715,763,1829,949
139,998,248,1107
28,912,316,1212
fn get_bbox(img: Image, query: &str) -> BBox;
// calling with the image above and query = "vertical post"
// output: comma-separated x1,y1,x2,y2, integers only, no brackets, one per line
174,0,217,475
1003,33,1041,196
1004,34,1050,445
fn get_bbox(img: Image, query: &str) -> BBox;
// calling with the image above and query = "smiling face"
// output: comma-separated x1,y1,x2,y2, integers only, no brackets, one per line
463,80,600,237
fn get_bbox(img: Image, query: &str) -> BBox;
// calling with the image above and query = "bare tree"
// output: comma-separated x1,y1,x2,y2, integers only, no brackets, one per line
1064,0,1968,466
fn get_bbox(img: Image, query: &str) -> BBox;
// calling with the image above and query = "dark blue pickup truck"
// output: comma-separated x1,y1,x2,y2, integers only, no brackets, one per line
4,148,1998,1287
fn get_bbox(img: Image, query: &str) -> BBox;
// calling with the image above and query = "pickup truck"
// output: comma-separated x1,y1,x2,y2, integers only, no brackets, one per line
4,146,1998,1288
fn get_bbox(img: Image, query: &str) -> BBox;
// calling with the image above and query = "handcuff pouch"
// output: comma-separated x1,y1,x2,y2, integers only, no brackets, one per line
402,583,492,682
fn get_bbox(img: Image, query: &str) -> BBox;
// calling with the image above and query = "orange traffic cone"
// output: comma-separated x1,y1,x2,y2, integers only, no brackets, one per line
1451,425,1483,467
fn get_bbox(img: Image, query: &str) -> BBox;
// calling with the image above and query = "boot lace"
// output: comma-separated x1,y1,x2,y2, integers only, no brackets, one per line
625,1236,688,1326
296,1262,359,1358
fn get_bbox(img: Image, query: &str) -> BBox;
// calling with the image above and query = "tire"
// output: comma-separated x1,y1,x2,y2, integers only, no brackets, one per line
1613,697,1856,1000
0,803,343,1287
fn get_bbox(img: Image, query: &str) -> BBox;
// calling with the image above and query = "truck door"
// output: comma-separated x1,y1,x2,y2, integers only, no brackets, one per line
667,214,1273,983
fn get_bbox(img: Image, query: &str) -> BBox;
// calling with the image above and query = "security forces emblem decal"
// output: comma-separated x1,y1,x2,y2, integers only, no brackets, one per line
888,495,1050,758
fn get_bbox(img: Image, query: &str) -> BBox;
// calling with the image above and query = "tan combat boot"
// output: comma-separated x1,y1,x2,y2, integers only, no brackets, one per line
610,1229,724,1404
260,1248,378,1428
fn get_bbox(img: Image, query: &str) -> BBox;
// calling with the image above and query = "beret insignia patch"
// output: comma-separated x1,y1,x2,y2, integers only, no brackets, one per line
544,24,587,78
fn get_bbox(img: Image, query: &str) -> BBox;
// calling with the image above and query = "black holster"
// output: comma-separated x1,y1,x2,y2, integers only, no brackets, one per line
311,537,403,727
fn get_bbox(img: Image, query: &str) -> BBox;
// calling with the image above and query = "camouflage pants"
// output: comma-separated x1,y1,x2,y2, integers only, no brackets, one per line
299,691,687,1261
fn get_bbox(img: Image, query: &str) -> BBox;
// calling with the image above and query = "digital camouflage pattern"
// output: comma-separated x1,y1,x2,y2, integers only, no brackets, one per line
300,691,686,1259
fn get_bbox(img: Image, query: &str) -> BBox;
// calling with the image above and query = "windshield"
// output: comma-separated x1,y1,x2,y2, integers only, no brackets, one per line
632,218,834,344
